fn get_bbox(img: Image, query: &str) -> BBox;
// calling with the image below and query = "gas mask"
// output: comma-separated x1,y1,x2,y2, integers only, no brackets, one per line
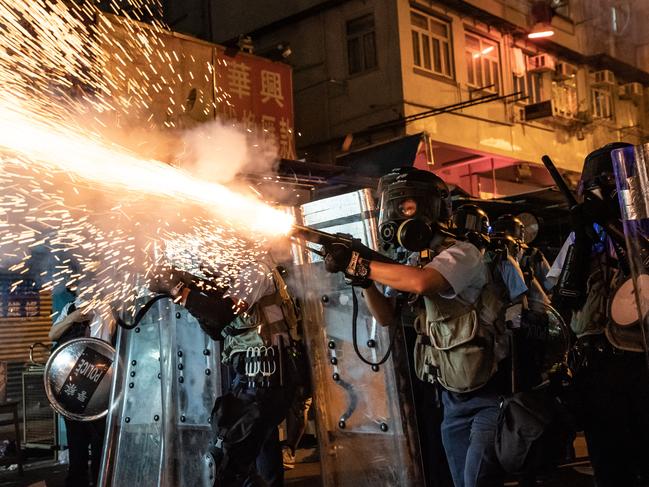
452,204,491,249
377,169,451,252
489,214,526,258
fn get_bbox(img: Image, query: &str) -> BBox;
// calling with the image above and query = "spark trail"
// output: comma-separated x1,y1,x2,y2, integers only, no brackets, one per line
0,0,294,325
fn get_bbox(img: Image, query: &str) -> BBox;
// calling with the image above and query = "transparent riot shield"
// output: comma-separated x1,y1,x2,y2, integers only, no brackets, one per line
99,297,222,486
512,300,570,392
293,189,424,486
612,144,649,357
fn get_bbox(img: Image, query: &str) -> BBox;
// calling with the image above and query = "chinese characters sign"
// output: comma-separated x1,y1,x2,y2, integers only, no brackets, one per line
101,16,297,160
214,48,296,160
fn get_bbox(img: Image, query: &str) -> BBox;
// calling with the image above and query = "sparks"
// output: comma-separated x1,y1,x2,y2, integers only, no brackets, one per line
0,0,295,318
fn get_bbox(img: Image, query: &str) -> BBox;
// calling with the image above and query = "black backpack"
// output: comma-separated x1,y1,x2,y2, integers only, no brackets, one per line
494,388,576,475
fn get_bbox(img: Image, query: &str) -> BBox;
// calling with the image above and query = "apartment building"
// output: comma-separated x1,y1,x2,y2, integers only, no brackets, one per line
208,0,649,197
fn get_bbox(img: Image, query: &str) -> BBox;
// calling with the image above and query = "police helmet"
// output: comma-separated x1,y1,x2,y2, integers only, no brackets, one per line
378,168,451,223
491,214,525,243
378,168,451,251
453,204,490,247
377,166,418,197
578,142,632,199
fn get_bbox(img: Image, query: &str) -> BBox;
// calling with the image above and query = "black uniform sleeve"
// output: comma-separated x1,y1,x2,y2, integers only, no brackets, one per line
184,290,238,341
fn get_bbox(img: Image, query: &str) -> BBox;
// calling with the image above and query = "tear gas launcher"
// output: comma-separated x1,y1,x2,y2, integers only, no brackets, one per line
290,224,395,263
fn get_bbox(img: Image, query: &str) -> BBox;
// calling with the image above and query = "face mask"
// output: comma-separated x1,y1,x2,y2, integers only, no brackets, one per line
396,218,434,252
378,177,448,252
380,218,450,252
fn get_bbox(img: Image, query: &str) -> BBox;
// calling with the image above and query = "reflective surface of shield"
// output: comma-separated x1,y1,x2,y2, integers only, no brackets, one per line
514,300,570,391
44,337,116,421
612,143,649,353
99,297,222,487
610,275,649,327
294,189,424,487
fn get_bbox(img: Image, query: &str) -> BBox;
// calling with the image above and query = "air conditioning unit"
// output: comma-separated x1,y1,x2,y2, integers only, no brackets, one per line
624,82,644,99
592,70,616,87
528,54,556,73
524,99,576,122
525,100,553,121
554,62,578,80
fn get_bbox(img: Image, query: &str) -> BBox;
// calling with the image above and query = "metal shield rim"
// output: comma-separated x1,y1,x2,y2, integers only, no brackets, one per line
527,299,570,357
43,337,116,422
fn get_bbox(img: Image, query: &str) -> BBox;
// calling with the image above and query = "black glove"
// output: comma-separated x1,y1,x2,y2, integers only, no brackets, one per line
570,196,613,238
323,240,374,288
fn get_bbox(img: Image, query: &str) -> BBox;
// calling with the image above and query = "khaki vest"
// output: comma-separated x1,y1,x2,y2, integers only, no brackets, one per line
222,267,300,363
571,255,645,353
413,245,509,393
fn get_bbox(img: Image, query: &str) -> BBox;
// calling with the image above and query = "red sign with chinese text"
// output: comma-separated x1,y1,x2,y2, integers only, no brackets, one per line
213,48,296,160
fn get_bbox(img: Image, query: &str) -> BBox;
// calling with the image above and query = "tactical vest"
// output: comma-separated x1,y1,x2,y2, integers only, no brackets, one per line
221,266,300,364
571,254,645,352
413,243,510,393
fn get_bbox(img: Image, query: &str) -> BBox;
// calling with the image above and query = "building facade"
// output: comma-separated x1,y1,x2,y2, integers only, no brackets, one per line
210,0,649,197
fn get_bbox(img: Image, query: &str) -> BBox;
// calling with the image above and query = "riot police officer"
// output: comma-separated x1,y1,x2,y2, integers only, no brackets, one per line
452,204,491,250
549,143,649,487
453,206,528,311
323,169,509,487
151,256,303,487
49,288,115,487
490,214,549,305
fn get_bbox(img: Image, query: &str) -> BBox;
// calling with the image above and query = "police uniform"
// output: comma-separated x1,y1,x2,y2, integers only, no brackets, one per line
179,260,300,487
424,240,509,487
549,232,649,487
520,248,552,294
548,142,649,487
324,169,517,487
51,300,114,487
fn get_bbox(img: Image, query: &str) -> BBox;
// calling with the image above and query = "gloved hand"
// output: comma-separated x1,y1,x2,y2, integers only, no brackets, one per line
149,266,196,297
570,196,611,237
66,307,93,326
323,239,374,287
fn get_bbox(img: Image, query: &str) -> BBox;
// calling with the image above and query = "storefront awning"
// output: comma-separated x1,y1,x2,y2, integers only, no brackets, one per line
335,133,428,177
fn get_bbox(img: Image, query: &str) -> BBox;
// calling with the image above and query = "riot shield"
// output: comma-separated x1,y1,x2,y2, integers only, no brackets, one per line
512,300,570,392
293,189,424,486
611,144,649,356
44,337,116,421
99,297,222,487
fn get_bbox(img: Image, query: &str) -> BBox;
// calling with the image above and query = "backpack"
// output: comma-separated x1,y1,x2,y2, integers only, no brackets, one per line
495,388,576,475
209,392,263,481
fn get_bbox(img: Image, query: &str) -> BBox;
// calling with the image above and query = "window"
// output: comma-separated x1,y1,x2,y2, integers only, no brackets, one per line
592,87,613,119
465,33,500,93
410,10,453,78
513,71,543,105
552,78,578,119
554,2,572,19
0,276,40,318
346,14,377,75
